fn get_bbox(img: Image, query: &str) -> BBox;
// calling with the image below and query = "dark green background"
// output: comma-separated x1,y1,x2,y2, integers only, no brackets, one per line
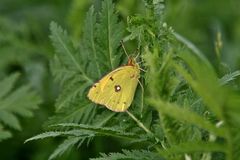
0,0,239,159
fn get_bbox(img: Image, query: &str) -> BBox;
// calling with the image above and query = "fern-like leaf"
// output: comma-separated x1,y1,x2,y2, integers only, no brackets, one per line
96,0,124,72
91,149,164,160
25,129,95,143
52,123,139,140
0,124,12,142
173,53,224,119
0,73,41,141
49,137,81,160
159,141,226,157
50,22,93,84
147,98,226,138
219,70,240,85
44,102,96,127
81,6,101,79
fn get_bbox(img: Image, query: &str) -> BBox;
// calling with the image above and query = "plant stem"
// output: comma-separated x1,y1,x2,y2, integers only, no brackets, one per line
126,110,152,134
126,110,164,151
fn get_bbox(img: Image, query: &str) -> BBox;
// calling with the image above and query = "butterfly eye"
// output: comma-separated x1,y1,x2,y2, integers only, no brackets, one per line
114,85,121,92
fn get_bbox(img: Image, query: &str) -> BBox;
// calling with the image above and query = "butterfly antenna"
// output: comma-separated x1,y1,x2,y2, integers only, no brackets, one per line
139,68,146,72
120,40,129,59
135,51,146,72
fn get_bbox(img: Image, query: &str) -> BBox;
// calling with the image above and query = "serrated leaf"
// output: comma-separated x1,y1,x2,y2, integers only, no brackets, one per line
0,74,41,141
49,137,81,160
96,0,124,72
159,141,226,157
52,123,139,140
55,76,89,111
81,6,101,78
50,55,76,87
0,130,12,142
0,73,19,99
49,21,93,84
25,130,91,143
219,70,240,85
147,98,226,138
92,111,116,127
91,149,164,160
1,85,40,116
44,102,95,127
0,110,21,130
173,53,225,119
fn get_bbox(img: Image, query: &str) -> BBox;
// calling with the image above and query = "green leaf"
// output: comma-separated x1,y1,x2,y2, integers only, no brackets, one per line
49,22,94,111
25,131,68,143
96,0,124,71
173,52,224,119
52,123,139,140
49,137,81,160
44,102,96,127
25,130,92,143
0,74,41,141
92,110,116,127
173,32,210,66
219,70,240,85
147,98,226,138
159,141,226,157
81,6,101,78
50,55,77,87
49,21,93,84
54,76,89,111
0,110,21,130
0,124,12,142
0,73,19,99
91,149,164,160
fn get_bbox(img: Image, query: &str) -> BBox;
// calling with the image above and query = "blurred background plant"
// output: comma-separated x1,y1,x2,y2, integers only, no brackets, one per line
0,0,240,160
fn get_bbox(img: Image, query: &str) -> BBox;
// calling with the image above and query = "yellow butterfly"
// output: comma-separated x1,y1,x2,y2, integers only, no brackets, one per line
87,55,141,112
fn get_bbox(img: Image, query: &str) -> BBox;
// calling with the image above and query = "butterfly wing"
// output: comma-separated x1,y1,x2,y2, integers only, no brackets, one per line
87,66,140,112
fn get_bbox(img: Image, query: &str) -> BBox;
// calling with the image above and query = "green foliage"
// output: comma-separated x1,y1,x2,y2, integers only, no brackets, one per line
27,0,154,159
67,0,93,40
96,0,124,71
26,0,240,160
0,73,41,141
90,149,164,160
0,13,52,75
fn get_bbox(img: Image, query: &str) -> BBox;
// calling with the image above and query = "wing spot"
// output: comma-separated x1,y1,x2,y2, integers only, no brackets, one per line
110,77,114,81
130,74,135,78
114,85,121,92
123,102,126,104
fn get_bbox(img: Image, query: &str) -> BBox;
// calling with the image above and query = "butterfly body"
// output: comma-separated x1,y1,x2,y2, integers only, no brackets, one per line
87,58,140,112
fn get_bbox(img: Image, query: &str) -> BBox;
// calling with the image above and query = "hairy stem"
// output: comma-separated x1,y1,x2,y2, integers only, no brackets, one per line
126,110,151,134
126,110,165,152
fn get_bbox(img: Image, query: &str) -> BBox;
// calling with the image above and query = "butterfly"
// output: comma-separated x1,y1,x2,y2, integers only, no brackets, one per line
87,50,141,112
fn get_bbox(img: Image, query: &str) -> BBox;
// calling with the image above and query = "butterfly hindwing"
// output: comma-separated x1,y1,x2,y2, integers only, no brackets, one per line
88,65,140,112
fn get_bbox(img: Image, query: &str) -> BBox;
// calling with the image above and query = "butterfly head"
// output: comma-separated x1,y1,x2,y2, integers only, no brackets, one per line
127,57,140,69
